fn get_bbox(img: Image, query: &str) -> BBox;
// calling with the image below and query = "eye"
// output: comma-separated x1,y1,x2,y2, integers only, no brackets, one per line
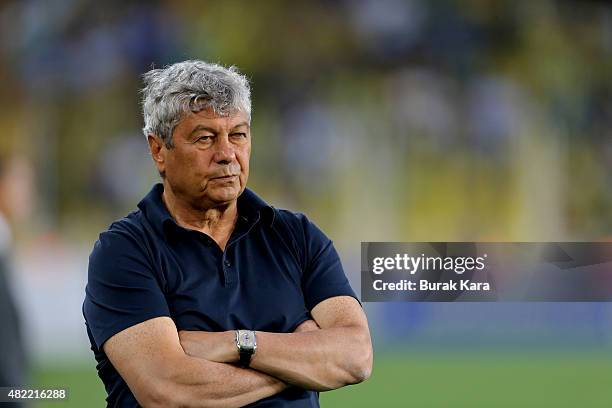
194,135,214,143
230,132,248,142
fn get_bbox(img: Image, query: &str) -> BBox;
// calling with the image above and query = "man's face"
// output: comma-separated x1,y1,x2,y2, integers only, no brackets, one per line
151,108,251,209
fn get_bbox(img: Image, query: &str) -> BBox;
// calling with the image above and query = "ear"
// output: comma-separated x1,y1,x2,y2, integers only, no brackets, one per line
147,134,166,177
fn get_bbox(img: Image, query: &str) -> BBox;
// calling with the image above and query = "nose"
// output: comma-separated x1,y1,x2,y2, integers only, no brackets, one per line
212,134,236,164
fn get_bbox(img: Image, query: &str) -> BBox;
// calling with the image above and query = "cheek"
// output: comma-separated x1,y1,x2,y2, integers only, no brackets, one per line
238,148,250,174
167,150,201,179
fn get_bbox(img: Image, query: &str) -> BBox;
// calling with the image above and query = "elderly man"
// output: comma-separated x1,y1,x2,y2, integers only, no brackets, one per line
83,60,372,407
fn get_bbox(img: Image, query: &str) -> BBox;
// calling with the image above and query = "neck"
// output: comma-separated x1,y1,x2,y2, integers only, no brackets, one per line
161,183,238,247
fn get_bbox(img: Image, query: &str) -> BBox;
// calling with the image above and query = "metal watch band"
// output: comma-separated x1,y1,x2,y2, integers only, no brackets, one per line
236,330,256,368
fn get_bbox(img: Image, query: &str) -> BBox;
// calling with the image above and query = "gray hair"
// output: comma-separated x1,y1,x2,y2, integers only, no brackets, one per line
141,60,251,147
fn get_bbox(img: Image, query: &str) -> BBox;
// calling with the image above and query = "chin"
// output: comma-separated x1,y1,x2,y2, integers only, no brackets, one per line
209,188,240,204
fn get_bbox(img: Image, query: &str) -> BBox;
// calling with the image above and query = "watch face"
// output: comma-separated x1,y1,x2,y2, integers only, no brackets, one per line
239,330,256,350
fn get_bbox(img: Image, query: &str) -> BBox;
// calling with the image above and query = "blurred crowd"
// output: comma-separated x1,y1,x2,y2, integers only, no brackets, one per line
0,0,610,362
0,0,610,241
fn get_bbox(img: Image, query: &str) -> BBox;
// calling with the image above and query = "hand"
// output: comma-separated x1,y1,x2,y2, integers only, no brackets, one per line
178,330,238,363
293,319,320,333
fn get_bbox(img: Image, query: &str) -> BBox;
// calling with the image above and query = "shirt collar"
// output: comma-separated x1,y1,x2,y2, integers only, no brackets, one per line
137,183,275,237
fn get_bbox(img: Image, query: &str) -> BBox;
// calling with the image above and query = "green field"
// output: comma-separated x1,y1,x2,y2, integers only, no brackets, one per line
32,352,612,407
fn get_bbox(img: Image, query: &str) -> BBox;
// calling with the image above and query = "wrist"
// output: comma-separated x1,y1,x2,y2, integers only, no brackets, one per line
225,330,240,363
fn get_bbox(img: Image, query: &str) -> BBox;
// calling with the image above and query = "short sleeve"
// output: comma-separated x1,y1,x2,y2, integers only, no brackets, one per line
83,227,170,350
299,216,358,311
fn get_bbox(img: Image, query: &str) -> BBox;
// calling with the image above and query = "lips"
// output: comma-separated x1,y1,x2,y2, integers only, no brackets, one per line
212,175,237,180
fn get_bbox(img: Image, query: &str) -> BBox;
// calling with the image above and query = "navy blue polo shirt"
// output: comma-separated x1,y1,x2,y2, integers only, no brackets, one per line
83,183,357,407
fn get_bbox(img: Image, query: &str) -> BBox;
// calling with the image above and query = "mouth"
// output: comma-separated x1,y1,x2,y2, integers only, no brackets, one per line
211,175,238,181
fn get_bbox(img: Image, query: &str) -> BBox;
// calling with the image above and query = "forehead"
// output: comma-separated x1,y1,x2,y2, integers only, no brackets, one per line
178,108,250,132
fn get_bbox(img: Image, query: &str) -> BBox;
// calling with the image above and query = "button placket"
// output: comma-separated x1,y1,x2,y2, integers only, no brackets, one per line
222,254,237,286
221,215,259,286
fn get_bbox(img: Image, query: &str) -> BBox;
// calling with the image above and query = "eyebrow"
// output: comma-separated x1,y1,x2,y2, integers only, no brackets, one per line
189,122,250,137
230,122,250,131
189,125,216,137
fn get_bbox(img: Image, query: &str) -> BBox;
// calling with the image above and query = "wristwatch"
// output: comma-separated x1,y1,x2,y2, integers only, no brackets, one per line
235,330,257,367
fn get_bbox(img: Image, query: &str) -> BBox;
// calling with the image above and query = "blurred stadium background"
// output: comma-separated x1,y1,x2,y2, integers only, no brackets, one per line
0,0,611,406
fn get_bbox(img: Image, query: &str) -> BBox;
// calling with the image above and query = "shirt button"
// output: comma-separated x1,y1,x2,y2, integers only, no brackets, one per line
224,260,231,268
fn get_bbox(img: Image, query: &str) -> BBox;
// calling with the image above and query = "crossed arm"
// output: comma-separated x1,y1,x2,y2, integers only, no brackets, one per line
103,296,372,408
